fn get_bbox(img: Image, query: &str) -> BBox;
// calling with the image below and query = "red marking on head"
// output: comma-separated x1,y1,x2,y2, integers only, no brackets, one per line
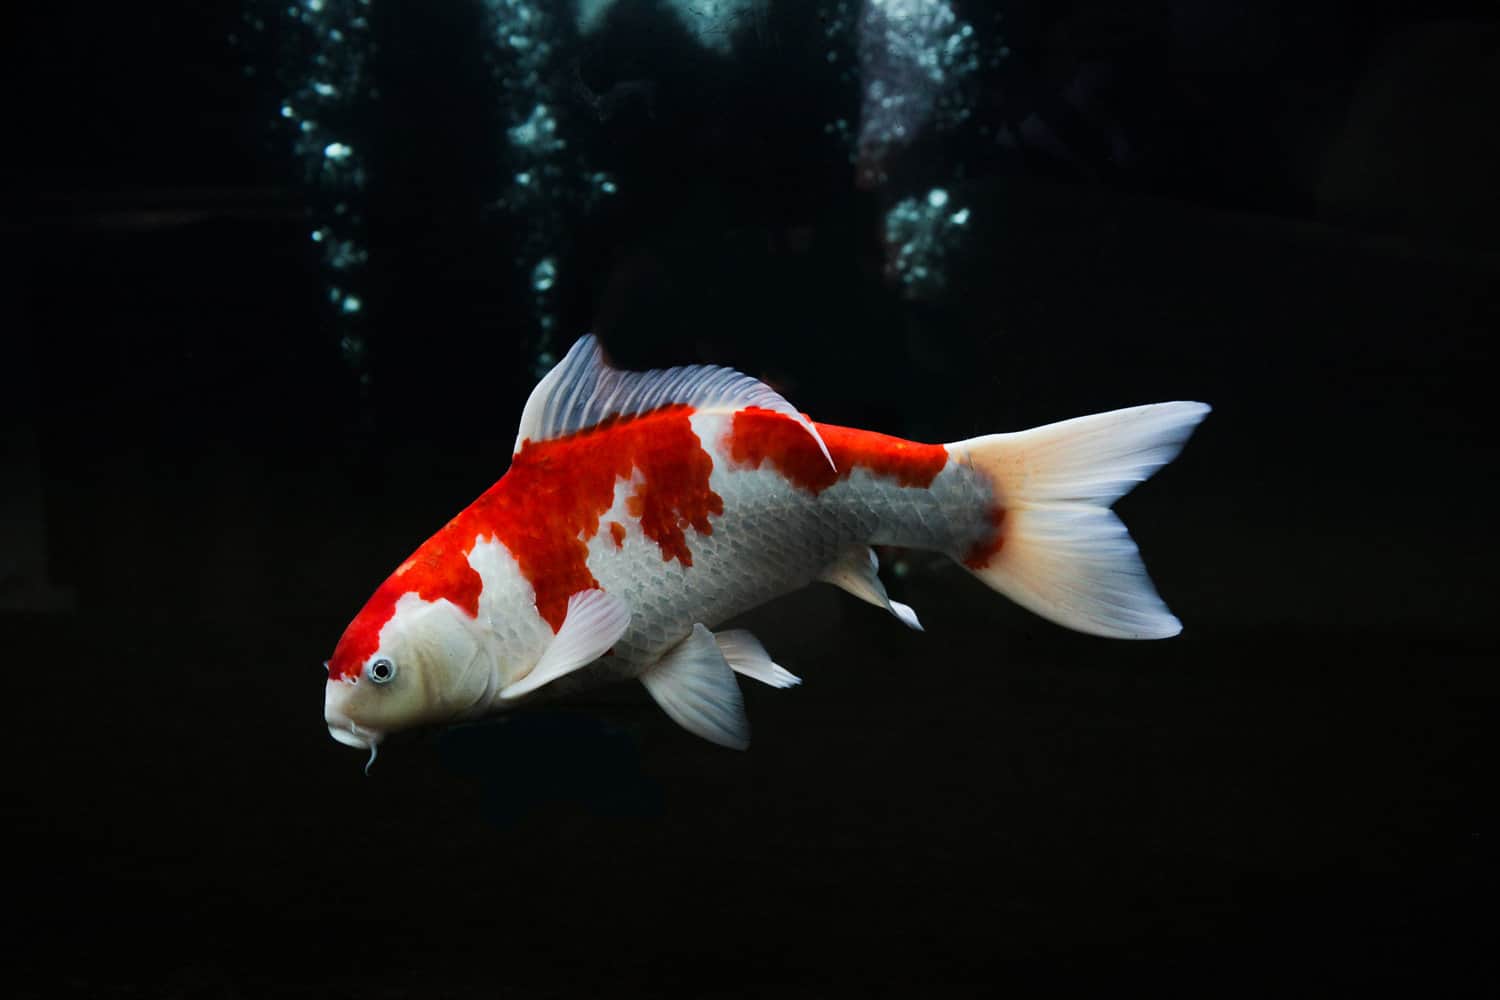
726,408,948,495
331,406,723,670
962,506,1007,569
609,522,626,548
328,536,483,681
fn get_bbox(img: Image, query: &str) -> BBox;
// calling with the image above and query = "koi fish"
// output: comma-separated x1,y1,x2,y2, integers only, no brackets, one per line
324,335,1208,765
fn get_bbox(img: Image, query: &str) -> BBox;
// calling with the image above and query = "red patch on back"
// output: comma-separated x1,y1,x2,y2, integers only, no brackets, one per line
328,405,721,678
609,522,626,548
488,404,723,625
726,407,948,495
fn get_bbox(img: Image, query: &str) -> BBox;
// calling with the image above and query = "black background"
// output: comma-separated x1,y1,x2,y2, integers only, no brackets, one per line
6,1,1498,994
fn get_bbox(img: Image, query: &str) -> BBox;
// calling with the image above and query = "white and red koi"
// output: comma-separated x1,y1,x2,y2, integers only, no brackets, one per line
324,335,1208,760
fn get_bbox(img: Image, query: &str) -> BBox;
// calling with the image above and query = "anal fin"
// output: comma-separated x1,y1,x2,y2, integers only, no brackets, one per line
640,624,750,750
819,547,923,631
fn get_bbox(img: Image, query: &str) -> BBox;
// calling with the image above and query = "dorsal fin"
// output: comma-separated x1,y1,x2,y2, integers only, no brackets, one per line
514,335,831,466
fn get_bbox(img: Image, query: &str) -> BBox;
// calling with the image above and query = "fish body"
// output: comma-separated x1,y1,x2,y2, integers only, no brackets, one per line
324,336,1208,757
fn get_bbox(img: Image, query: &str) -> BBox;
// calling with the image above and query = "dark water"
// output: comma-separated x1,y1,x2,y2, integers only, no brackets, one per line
8,1,1498,994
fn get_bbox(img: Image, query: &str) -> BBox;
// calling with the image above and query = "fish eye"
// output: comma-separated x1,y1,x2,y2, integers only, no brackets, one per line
368,658,397,684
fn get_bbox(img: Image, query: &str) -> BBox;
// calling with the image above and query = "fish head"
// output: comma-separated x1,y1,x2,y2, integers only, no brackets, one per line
324,585,495,763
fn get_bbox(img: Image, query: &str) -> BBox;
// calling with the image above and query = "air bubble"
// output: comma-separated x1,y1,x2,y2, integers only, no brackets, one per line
531,257,557,292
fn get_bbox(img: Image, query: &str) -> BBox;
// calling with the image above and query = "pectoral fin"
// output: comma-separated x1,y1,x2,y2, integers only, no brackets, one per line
640,624,750,750
819,547,923,631
500,589,632,700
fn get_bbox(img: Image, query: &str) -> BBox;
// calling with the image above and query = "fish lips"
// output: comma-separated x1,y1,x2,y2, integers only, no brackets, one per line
326,719,381,750
324,693,382,750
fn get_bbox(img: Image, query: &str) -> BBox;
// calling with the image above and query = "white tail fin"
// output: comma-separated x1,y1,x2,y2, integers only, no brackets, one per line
950,402,1210,639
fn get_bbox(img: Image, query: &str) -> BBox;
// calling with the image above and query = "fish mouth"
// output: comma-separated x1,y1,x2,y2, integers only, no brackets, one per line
326,716,384,775
324,700,382,751
324,681,382,751
326,720,380,750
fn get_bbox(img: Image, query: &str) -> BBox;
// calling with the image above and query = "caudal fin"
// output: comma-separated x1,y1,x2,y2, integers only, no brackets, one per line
949,402,1210,639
